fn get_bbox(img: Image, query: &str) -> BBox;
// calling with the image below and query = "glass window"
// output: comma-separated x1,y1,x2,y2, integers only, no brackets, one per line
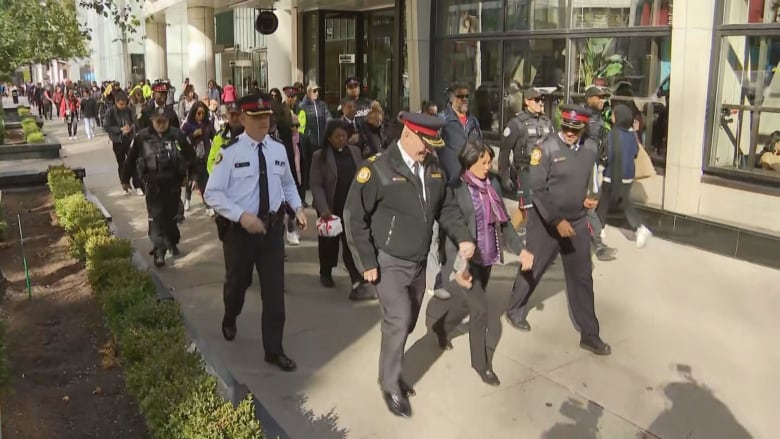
571,36,671,166
503,38,566,125
722,0,780,25
436,40,502,132
710,35,780,177
571,0,673,28
436,0,503,35
505,0,564,30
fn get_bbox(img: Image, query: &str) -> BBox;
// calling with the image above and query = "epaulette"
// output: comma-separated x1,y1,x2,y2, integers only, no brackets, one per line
222,136,240,149
220,123,230,138
367,152,382,163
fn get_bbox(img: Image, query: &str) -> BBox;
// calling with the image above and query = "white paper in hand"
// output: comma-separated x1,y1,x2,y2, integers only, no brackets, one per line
316,215,343,237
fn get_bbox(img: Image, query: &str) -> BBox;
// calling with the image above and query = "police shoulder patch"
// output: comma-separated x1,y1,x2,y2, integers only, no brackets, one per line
222,136,240,149
530,147,543,166
214,152,223,165
356,166,372,183
503,127,511,137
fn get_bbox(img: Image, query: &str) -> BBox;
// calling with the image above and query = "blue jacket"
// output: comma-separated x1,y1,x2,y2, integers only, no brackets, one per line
438,105,482,185
603,127,639,182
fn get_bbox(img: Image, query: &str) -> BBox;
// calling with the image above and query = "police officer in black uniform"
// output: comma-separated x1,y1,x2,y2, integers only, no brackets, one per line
341,76,373,122
498,87,554,210
122,107,197,267
138,80,181,131
344,112,475,418
504,105,611,356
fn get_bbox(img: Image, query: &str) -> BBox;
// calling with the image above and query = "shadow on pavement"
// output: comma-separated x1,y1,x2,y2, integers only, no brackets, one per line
645,364,753,439
542,398,605,439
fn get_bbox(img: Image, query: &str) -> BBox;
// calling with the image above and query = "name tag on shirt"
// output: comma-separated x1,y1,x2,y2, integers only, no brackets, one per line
274,160,286,167
553,156,567,163
235,162,250,168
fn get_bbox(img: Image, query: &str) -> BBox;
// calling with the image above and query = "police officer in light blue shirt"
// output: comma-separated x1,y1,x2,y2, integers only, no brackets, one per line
204,93,308,372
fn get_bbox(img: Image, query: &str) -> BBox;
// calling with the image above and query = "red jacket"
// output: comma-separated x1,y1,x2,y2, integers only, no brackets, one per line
60,96,80,118
222,84,236,103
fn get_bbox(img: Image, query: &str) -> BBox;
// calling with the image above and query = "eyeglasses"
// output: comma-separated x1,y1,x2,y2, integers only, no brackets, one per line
456,94,469,100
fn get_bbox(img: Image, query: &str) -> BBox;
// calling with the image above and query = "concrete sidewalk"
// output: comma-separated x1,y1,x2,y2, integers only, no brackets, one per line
54,119,776,439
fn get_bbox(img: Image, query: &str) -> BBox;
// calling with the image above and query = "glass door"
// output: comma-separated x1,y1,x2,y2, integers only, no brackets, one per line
323,13,360,114
365,10,395,113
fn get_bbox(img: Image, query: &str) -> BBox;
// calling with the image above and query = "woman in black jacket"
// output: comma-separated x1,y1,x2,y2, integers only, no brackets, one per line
427,141,534,386
356,100,387,157
181,101,216,215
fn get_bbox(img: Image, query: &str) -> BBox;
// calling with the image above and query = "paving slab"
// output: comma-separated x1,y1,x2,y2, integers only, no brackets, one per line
55,120,777,439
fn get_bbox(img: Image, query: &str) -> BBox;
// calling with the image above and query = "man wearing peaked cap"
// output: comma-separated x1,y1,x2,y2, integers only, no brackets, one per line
139,79,180,131
204,92,307,373
343,110,475,418
207,101,245,175
504,102,612,357
342,76,372,122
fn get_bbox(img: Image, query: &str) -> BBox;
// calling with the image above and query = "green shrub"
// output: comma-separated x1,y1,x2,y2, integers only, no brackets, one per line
46,165,265,438
21,117,37,126
69,225,110,261
26,132,45,144
55,193,104,233
17,107,30,117
85,234,132,268
23,124,40,138
49,175,83,200
0,320,11,390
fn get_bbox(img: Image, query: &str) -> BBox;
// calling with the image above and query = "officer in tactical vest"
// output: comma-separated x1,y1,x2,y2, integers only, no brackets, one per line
498,87,554,211
122,107,197,267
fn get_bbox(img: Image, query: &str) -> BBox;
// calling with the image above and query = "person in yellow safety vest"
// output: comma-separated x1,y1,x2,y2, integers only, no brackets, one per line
206,102,245,175
142,80,153,100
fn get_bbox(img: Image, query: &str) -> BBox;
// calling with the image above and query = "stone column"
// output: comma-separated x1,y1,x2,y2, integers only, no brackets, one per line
406,0,431,113
50,60,60,84
268,9,293,87
145,15,168,81
187,6,216,98
662,0,716,215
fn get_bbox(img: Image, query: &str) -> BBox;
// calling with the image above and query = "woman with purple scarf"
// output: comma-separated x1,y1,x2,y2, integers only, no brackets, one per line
428,141,534,386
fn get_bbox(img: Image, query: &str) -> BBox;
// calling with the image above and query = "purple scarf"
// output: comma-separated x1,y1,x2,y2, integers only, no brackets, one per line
462,171,508,265
462,171,508,225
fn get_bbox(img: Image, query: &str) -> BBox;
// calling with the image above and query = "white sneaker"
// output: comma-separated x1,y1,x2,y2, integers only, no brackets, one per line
136,188,144,196
600,225,607,240
206,208,215,217
184,200,190,211
636,225,652,248
286,230,300,245
123,188,131,196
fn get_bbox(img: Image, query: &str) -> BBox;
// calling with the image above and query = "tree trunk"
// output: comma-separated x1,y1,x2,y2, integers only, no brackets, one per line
122,34,132,85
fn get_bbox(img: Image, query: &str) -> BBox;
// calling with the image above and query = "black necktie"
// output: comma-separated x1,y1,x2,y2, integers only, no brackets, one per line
412,163,425,203
258,143,270,217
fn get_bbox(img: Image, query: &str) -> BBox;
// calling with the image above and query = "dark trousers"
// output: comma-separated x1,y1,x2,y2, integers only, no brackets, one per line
185,162,209,202
375,251,426,395
113,139,141,189
318,232,362,284
428,263,492,371
595,181,643,231
506,208,600,338
300,140,316,196
66,112,78,136
222,219,286,355
145,185,181,254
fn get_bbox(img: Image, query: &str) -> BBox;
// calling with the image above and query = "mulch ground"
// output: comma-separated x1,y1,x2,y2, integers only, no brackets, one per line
0,189,149,438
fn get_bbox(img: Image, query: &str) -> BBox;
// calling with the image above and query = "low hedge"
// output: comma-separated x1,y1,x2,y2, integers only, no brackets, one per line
26,132,45,144
47,166,264,438
17,107,31,117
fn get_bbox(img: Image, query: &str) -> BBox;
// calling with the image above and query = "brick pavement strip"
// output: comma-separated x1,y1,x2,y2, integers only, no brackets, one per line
43,108,778,439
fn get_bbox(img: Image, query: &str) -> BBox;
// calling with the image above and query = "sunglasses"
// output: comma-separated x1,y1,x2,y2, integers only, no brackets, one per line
311,89,320,93
531,97,543,103
456,94,469,99
561,125,583,133
271,92,278,97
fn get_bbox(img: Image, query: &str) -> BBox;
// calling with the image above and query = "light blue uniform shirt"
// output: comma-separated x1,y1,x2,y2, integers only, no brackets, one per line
204,132,302,223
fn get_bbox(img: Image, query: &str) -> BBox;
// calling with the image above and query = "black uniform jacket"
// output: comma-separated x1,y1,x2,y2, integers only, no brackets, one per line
530,134,599,226
138,103,181,131
121,127,197,185
440,175,525,282
344,142,472,272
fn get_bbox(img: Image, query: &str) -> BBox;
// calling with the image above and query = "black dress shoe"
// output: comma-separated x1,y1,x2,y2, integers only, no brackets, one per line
477,369,501,386
399,380,416,398
580,336,612,356
221,316,237,341
594,244,617,261
505,314,531,331
265,353,297,372
382,391,411,417
433,324,453,350
320,273,335,288
170,245,181,256
349,283,377,301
